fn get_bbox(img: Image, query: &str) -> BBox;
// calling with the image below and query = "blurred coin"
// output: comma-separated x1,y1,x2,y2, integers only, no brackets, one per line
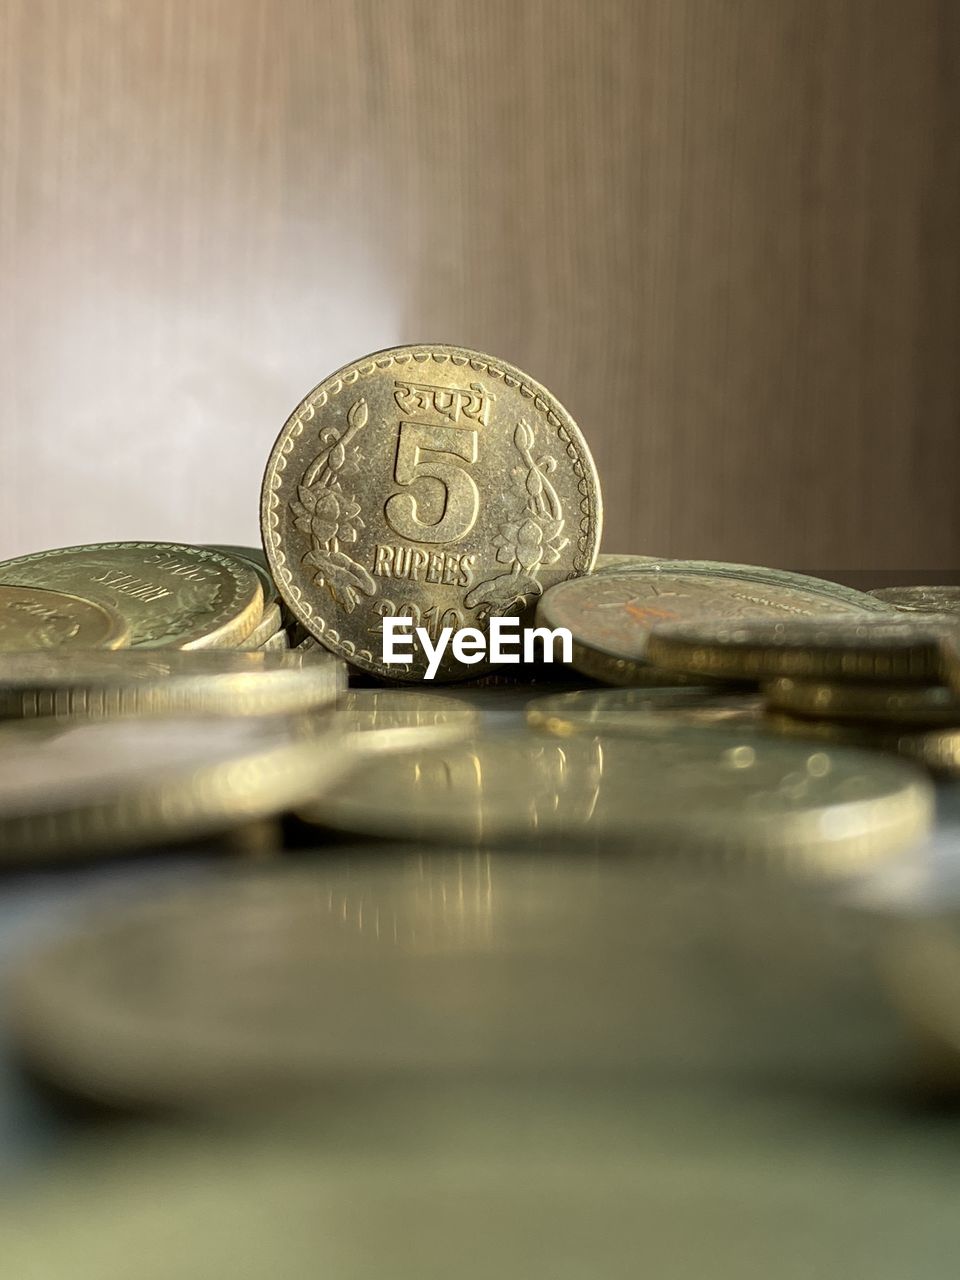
0,714,352,862
593,553,664,572
941,633,960,693
536,561,890,686
765,676,960,727
647,617,952,683
881,915,960,1091
527,687,764,737
329,689,480,752
763,710,960,776
260,345,601,681
237,601,283,649
5,858,900,1109
258,629,291,651
298,730,931,871
0,584,129,651
0,542,263,649
869,586,960,615
1,1074,957,1280
0,649,345,720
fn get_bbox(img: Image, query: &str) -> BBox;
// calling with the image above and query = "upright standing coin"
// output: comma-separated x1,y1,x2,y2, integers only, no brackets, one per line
0,649,346,720
536,561,891,685
869,586,960,615
0,584,129,651
261,346,602,682
0,543,263,649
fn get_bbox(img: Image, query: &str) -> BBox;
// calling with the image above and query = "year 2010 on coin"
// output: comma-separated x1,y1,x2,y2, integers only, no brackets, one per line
260,346,602,681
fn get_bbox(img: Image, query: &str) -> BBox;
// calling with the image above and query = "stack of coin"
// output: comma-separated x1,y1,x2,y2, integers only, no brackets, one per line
638,607,960,776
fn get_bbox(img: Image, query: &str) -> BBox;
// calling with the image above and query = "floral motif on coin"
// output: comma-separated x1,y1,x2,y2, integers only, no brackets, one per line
291,398,377,614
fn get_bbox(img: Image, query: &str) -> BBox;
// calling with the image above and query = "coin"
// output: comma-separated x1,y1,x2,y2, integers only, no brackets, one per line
298,730,931,871
647,617,952,682
258,629,291,651
0,649,346,720
526,687,765,737
536,561,890,685
260,345,602,681
593,553,663,572
763,710,960,775
329,689,480,753
765,676,960,727
941,633,960,693
0,584,129,651
237,601,283,648
0,542,264,649
0,714,354,862
204,543,279,605
881,916,960,1091
869,586,960,615
5,859,899,1110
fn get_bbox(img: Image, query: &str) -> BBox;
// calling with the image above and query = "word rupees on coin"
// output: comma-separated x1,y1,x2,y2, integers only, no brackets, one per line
260,346,602,681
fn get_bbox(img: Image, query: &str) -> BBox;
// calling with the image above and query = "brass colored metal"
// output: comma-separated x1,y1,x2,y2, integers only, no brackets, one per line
0,649,345,720
0,584,129,651
0,715,354,863
647,617,952,683
299,729,931,871
537,561,890,685
763,710,960,776
527,687,764,737
593,553,664,573
869,586,960,615
765,676,960,727
258,629,291,652
204,544,279,606
261,345,602,681
327,689,480,753
238,602,283,649
0,542,264,649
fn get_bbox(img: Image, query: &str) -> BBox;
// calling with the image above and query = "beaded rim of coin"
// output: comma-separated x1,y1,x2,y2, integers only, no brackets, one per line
260,344,602,682
765,676,960,727
0,649,346,720
526,687,765,737
0,542,265,649
0,584,131,652
536,561,893,684
204,544,279,606
0,716,356,862
646,617,953,683
298,730,932,873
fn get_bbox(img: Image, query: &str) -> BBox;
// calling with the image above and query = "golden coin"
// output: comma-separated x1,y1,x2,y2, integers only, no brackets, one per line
0,649,345,720
869,585,960,615
0,542,263,649
765,676,960,726
299,730,931,872
647,617,952,683
536,561,890,685
593,553,664,572
258,629,291,652
4,859,898,1114
261,345,602,682
0,584,129,651
0,714,354,863
329,689,480,753
237,601,283,648
763,710,960,775
204,543,279,605
527,687,765,737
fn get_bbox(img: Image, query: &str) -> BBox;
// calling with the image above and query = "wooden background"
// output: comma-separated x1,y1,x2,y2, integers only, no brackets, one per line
1,0,958,570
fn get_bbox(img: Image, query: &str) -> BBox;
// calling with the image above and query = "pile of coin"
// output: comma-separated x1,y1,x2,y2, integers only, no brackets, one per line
1,343,959,1139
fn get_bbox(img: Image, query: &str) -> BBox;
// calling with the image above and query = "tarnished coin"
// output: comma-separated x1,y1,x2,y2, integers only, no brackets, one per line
763,711,960,776
0,584,129,651
765,677,960,727
869,586,960,615
0,715,353,862
237,601,283,649
647,617,952,683
527,687,765,737
260,345,602,682
0,542,264,649
298,730,931,872
536,561,890,685
4,859,900,1112
0,649,346,720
